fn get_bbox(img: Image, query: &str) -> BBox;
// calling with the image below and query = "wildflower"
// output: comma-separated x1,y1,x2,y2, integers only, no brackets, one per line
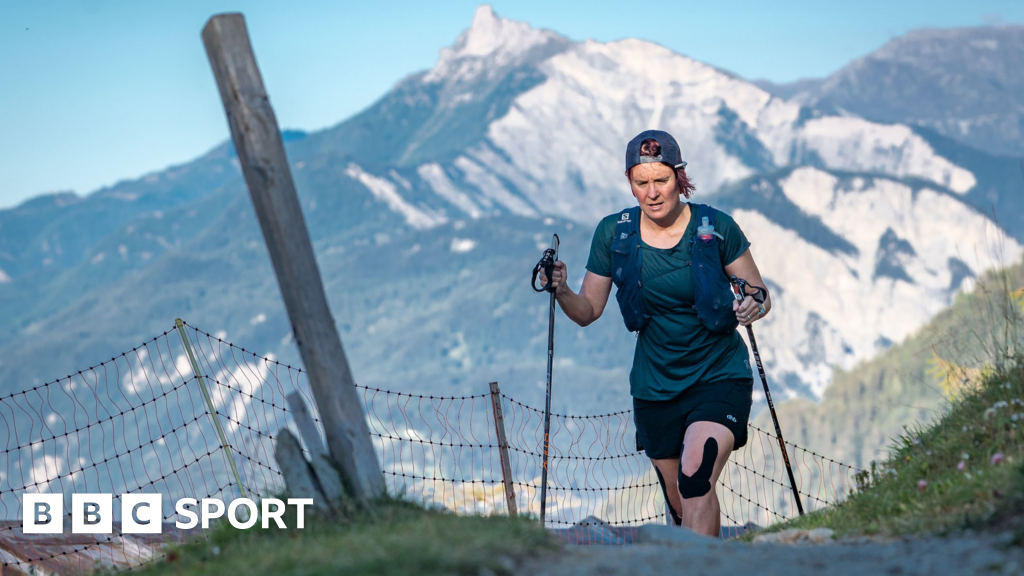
962,453,970,461
912,437,921,445
917,479,927,492
991,453,1005,465
984,407,997,419
992,401,1009,409
957,460,966,471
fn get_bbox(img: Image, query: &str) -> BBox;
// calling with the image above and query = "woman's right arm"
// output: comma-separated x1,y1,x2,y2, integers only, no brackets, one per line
540,262,613,327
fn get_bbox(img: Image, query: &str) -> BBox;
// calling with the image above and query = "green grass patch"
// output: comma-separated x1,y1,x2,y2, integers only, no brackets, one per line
751,363,1024,539
125,498,555,576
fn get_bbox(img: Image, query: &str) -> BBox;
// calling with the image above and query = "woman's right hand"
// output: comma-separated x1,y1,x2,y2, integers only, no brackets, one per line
538,260,568,294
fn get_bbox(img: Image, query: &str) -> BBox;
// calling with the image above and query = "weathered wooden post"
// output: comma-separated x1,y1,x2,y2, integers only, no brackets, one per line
287,391,347,504
202,13,384,499
274,429,330,514
488,382,517,516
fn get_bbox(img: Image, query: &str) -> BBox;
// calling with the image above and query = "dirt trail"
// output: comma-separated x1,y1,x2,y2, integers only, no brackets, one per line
519,533,1024,576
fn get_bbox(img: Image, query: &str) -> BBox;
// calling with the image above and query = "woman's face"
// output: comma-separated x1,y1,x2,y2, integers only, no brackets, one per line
628,162,680,221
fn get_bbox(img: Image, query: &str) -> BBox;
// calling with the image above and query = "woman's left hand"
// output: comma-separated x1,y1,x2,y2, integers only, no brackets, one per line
724,249,771,328
733,295,766,327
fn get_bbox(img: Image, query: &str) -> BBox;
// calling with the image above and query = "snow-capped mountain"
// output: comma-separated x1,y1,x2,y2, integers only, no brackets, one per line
302,6,980,227
0,6,1021,409
758,25,1024,158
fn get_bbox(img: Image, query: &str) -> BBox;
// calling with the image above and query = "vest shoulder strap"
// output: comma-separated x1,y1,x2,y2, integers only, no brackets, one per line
614,206,641,237
692,202,718,226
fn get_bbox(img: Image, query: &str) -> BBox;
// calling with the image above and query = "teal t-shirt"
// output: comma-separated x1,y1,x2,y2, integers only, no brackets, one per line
586,203,753,401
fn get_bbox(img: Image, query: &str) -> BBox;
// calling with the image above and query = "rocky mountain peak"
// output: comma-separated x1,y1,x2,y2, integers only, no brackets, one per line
424,5,569,82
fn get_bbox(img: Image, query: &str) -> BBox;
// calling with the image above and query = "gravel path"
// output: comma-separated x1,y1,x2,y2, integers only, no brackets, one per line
518,533,1024,576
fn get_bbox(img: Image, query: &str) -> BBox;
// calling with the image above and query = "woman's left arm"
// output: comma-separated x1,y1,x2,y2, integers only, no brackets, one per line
724,249,770,327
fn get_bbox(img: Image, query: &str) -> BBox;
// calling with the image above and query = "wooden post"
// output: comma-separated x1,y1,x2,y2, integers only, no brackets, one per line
488,382,517,517
274,429,330,513
287,391,347,504
202,13,384,499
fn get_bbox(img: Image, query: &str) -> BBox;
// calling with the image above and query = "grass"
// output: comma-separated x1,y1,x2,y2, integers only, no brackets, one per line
753,259,1024,475
749,361,1024,540
122,498,556,576
741,259,1024,540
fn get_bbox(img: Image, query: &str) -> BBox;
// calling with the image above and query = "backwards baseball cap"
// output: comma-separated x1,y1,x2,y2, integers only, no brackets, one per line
625,129,687,174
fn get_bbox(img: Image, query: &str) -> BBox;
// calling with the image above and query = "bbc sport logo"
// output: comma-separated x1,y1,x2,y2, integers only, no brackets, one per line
22,493,313,534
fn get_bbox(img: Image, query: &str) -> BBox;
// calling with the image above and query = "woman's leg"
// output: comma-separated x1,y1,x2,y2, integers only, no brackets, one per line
650,457,683,524
678,421,734,536
650,421,734,537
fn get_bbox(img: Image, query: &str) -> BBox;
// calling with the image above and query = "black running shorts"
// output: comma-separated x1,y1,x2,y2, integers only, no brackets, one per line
633,378,754,459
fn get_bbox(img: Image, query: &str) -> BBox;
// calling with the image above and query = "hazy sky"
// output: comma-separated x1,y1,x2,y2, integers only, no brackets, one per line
2,0,1021,209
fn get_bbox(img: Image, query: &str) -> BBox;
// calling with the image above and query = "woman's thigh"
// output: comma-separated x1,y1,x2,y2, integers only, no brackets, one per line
679,421,734,493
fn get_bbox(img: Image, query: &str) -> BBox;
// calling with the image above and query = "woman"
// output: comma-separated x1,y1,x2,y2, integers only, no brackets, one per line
539,129,771,537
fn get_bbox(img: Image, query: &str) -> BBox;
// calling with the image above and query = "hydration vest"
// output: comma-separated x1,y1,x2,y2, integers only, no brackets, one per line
609,203,739,335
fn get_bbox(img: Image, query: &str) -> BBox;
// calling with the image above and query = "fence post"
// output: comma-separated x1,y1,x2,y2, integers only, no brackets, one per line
274,429,329,513
175,318,247,500
286,391,346,504
202,13,384,499
488,382,517,517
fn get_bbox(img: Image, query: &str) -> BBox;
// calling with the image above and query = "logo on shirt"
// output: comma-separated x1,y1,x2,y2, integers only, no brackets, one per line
726,415,737,423
618,212,631,223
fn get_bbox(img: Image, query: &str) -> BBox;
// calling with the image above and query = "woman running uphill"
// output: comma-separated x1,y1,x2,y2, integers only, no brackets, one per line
539,130,771,537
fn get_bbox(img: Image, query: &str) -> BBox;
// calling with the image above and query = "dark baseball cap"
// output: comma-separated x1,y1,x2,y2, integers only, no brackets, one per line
625,129,687,173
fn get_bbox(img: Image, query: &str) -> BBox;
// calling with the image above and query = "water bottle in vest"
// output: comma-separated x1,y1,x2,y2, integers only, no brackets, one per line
696,217,723,242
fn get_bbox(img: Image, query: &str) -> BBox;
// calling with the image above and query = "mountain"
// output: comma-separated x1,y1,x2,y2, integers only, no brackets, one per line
717,165,1016,397
758,26,1024,158
0,6,1022,418
291,7,995,224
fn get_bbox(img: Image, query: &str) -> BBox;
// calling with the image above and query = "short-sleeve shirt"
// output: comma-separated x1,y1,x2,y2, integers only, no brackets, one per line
586,203,753,401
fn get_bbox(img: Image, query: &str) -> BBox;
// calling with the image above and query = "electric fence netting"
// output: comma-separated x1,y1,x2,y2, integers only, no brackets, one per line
0,322,860,573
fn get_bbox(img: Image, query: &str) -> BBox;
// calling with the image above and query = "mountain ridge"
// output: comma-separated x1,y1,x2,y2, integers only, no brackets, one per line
758,24,1024,158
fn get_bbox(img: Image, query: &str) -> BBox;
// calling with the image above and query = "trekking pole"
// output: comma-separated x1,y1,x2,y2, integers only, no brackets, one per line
730,276,805,516
531,234,559,525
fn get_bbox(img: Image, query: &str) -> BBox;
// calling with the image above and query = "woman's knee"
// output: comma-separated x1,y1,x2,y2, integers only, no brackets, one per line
677,437,718,498
678,423,734,499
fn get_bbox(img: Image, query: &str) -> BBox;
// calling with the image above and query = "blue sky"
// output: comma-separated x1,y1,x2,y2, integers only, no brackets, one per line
2,0,1021,209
